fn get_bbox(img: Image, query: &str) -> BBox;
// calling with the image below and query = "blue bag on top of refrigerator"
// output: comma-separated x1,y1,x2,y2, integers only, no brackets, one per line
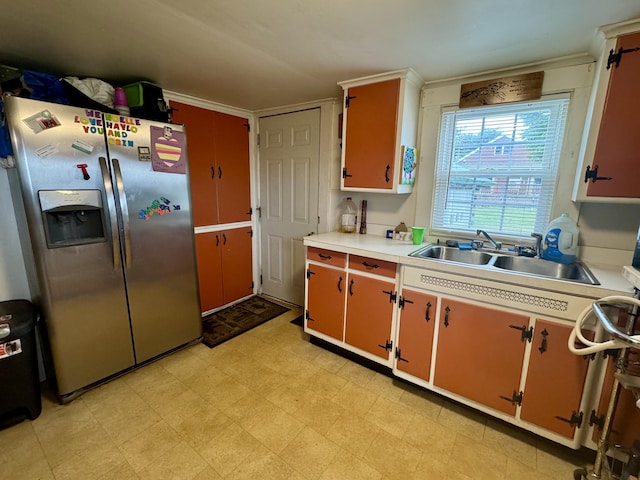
0,101,13,159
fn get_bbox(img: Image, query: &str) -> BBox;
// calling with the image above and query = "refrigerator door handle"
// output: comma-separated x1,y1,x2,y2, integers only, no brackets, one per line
99,157,122,269
112,159,132,269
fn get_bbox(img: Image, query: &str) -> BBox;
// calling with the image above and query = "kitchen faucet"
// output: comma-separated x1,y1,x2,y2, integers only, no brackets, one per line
476,229,502,250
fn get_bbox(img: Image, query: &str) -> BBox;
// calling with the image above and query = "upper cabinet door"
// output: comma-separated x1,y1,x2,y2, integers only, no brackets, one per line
343,79,400,190
573,26,640,202
339,69,423,194
213,112,251,225
171,101,219,227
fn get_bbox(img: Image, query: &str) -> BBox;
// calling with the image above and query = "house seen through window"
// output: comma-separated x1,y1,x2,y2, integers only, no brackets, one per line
431,95,570,239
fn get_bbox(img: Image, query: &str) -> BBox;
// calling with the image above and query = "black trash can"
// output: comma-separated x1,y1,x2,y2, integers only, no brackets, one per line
0,300,41,428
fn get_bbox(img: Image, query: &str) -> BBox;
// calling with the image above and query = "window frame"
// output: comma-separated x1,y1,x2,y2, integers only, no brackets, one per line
430,93,571,242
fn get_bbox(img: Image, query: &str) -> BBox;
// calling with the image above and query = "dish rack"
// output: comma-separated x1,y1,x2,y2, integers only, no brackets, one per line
569,294,640,480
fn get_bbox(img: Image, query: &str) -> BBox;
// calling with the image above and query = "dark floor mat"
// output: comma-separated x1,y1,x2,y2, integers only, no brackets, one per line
201,296,289,348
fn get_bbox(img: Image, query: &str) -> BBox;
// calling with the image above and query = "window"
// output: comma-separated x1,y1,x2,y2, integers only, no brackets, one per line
431,96,570,238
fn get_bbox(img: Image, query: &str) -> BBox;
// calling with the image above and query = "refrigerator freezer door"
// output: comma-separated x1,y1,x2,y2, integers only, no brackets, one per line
106,118,201,362
5,97,135,396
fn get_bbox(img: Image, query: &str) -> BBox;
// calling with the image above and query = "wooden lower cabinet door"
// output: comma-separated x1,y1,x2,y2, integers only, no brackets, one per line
520,319,591,438
306,264,346,340
344,273,395,359
195,232,224,312
220,227,253,304
592,351,640,447
395,290,437,381
434,298,528,415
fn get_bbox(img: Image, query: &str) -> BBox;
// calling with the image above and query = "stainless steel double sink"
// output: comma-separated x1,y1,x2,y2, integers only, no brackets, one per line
409,245,600,285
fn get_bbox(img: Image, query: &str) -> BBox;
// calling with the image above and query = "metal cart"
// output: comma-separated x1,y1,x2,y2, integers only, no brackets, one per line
569,293,640,480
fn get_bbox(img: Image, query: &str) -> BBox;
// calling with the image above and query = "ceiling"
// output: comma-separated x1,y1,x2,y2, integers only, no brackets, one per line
2,1,640,111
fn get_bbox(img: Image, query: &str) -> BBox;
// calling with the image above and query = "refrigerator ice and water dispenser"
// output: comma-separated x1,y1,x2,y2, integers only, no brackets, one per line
38,190,106,248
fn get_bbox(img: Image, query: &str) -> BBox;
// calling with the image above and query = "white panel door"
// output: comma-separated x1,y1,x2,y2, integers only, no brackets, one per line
258,109,320,305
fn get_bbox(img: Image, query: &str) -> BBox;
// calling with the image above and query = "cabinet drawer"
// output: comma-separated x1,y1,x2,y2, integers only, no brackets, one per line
307,247,346,268
349,255,396,278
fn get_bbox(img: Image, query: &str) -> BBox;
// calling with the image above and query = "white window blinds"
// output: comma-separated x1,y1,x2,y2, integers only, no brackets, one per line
431,96,570,238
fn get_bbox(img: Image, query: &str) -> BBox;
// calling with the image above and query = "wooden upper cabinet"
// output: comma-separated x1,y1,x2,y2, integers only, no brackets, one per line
170,101,251,226
171,102,218,227
573,26,640,202
339,69,423,194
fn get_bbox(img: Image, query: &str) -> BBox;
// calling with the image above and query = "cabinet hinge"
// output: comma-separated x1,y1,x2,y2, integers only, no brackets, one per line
589,410,604,430
249,228,253,238
251,281,254,289
377,339,393,352
305,310,313,322
499,390,523,407
509,324,533,343
243,122,250,132
306,268,316,280
382,290,397,303
606,46,640,69
584,165,612,184
342,167,352,179
555,410,583,429
345,94,356,108
398,296,414,309
395,347,408,363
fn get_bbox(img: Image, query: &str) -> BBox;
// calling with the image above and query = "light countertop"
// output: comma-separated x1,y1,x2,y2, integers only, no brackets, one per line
304,232,636,299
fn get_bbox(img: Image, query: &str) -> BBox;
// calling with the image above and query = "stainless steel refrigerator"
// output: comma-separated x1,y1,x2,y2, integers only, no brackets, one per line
4,95,202,402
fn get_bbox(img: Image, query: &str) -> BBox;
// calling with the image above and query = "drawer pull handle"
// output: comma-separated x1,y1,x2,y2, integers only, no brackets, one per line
318,253,332,260
362,261,379,269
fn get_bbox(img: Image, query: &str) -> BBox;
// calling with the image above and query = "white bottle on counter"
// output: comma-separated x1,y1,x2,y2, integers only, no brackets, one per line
339,197,357,233
541,213,579,264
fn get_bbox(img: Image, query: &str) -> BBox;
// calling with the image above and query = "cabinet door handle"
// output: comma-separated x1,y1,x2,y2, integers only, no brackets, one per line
210,166,215,179
215,234,219,247
349,279,355,296
218,166,223,179
337,276,343,293
425,301,432,322
362,261,379,269
538,328,549,354
443,306,450,327
222,233,227,245
384,165,390,183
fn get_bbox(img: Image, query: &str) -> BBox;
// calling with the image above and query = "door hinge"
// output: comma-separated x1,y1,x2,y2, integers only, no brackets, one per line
584,165,613,184
509,324,533,343
377,339,393,352
499,390,524,407
555,410,583,429
345,94,356,108
607,46,640,69
395,347,408,363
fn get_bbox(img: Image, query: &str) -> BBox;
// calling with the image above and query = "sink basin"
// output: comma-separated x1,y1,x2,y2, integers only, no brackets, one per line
492,256,600,285
410,246,493,265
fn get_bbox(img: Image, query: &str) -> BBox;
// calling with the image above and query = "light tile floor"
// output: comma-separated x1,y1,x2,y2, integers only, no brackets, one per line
0,306,591,479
